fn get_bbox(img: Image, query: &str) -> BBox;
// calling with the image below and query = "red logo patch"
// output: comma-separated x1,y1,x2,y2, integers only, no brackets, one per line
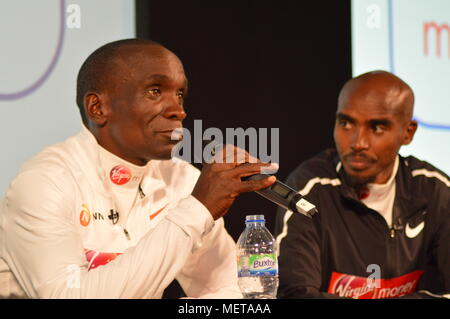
328,270,424,299
85,249,122,270
110,165,132,185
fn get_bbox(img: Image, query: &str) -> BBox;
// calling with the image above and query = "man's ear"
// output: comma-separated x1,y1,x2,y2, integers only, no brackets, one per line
402,120,418,145
84,92,109,126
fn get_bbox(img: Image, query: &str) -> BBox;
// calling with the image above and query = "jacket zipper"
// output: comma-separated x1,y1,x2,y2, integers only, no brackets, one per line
389,227,396,238
120,184,144,242
366,206,399,278
386,218,403,277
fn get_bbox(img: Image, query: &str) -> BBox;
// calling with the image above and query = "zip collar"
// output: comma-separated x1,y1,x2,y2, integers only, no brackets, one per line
333,152,428,220
69,125,169,204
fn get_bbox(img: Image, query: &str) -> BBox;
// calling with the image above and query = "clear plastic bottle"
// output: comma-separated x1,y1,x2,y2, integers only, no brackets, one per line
237,214,279,299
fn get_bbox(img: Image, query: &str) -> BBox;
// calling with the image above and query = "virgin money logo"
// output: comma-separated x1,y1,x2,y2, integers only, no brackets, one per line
328,270,424,299
110,165,132,185
330,273,376,299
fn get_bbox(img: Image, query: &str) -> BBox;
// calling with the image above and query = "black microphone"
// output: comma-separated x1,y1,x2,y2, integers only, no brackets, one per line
201,140,318,217
242,174,317,217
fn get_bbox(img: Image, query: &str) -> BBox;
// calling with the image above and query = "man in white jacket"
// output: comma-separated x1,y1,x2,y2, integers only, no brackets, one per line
0,39,276,298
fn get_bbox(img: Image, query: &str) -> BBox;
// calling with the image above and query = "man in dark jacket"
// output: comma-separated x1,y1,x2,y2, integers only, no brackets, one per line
275,70,449,299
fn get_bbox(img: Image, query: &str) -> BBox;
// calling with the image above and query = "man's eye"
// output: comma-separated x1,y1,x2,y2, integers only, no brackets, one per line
148,88,161,96
177,91,185,99
373,125,385,134
339,119,351,129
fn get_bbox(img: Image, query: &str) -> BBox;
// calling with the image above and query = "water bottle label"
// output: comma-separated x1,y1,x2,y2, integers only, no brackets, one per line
238,254,278,277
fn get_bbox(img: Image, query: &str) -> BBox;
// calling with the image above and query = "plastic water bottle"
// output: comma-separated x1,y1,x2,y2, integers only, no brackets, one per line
237,214,279,299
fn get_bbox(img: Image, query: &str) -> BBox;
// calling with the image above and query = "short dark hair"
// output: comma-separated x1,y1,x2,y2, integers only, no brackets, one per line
76,38,160,126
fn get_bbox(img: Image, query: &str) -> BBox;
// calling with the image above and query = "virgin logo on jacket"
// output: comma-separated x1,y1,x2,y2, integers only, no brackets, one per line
328,270,424,299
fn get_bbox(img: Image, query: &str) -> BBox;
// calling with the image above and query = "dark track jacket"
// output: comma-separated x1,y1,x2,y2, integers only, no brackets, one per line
275,149,449,299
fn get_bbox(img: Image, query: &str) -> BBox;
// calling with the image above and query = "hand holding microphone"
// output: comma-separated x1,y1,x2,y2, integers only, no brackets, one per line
191,144,278,220
191,142,317,220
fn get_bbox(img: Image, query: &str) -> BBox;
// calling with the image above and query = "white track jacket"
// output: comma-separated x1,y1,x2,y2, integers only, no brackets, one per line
0,126,242,298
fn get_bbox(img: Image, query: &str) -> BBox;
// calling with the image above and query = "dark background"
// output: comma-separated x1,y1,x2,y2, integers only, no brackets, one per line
136,0,352,297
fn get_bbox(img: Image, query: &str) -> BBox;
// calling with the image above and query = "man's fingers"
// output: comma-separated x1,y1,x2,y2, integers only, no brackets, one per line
232,162,279,177
237,175,277,194
211,144,259,165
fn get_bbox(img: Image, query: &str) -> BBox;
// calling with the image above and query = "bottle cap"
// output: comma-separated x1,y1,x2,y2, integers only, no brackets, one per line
245,214,265,223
